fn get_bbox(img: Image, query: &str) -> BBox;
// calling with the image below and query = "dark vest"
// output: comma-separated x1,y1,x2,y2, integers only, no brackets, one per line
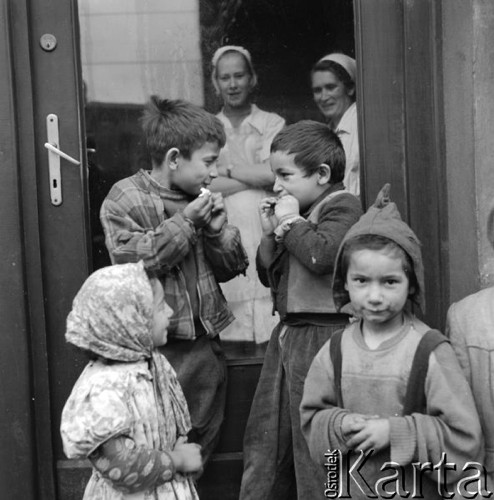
286,190,346,314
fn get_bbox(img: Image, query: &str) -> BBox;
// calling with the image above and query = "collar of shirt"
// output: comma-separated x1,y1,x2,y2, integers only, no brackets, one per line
303,182,345,218
335,102,357,136
218,104,265,135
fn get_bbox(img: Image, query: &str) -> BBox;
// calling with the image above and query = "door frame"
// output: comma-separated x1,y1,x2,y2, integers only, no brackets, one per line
354,0,469,329
0,1,42,497
4,0,89,498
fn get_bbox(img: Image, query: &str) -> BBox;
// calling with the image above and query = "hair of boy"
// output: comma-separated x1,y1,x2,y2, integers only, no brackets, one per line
310,59,356,103
140,95,226,165
211,45,258,95
339,233,419,303
270,120,346,182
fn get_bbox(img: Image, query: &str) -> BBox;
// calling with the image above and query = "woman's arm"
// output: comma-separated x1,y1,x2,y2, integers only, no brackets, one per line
228,159,275,189
215,113,285,190
209,175,249,196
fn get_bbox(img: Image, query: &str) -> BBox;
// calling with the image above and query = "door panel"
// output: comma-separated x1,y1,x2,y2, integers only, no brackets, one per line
0,2,37,497
26,0,91,495
355,0,447,328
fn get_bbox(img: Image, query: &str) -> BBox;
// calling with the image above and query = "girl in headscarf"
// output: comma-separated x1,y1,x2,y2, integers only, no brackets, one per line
210,45,285,344
60,262,201,499
311,53,360,196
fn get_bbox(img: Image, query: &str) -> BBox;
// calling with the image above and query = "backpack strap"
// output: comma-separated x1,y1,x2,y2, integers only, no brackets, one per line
329,328,345,407
402,329,449,415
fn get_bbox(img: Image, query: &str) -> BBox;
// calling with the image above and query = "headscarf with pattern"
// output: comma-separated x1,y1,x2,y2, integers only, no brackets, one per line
65,261,191,447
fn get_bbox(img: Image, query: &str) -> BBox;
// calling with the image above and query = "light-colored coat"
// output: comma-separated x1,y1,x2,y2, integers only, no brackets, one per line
447,286,494,487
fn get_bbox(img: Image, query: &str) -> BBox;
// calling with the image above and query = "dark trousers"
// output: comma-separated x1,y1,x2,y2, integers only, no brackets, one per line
160,335,227,466
240,320,347,500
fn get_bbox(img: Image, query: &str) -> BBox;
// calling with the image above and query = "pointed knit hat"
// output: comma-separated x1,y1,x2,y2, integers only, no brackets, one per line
332,184,426,313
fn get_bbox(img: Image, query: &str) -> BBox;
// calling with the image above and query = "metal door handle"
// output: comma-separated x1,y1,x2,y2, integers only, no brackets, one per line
44,142,80,165
45,113,80,206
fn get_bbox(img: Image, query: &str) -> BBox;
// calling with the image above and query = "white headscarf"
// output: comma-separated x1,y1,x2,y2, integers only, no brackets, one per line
318,53,357,83
211,45,258,94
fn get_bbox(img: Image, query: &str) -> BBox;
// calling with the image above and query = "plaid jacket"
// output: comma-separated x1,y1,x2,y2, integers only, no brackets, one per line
100,170,248,340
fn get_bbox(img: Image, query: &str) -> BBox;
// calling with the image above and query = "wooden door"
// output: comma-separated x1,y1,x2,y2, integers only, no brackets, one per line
5,0,452,498
355,0,449,329
14,1,91,498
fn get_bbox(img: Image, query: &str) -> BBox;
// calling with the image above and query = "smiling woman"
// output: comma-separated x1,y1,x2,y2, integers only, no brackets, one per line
311,53,360,196
210,46,286,344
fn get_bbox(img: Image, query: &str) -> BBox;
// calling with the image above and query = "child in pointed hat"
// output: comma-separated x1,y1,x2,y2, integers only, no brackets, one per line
301,185,483,499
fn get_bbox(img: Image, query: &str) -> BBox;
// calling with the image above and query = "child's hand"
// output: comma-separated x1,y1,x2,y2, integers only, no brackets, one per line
274,195,300,224
345,418,390,454
171,436,203,473
341,413,368,438
259,197,279,236
206,193,227,233
183,195,213,228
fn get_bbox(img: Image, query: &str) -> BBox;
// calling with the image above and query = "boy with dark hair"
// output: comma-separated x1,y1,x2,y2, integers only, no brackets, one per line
239,120,362,499
100,95,248,465
301,185,482,499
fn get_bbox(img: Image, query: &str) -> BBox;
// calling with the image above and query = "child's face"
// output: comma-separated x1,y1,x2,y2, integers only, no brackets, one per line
344,248,410,332
270,151,324,212
216,52,254,110
150,279,173,347
171,141,220,196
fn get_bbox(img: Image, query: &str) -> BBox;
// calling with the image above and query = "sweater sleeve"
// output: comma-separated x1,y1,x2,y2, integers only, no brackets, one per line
255,244,271,288
283,194,362,275
100,185,197,273
389,342,482,484
202,223,249,282
300,340,351,464
445,302,472,385
89,435,176,493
